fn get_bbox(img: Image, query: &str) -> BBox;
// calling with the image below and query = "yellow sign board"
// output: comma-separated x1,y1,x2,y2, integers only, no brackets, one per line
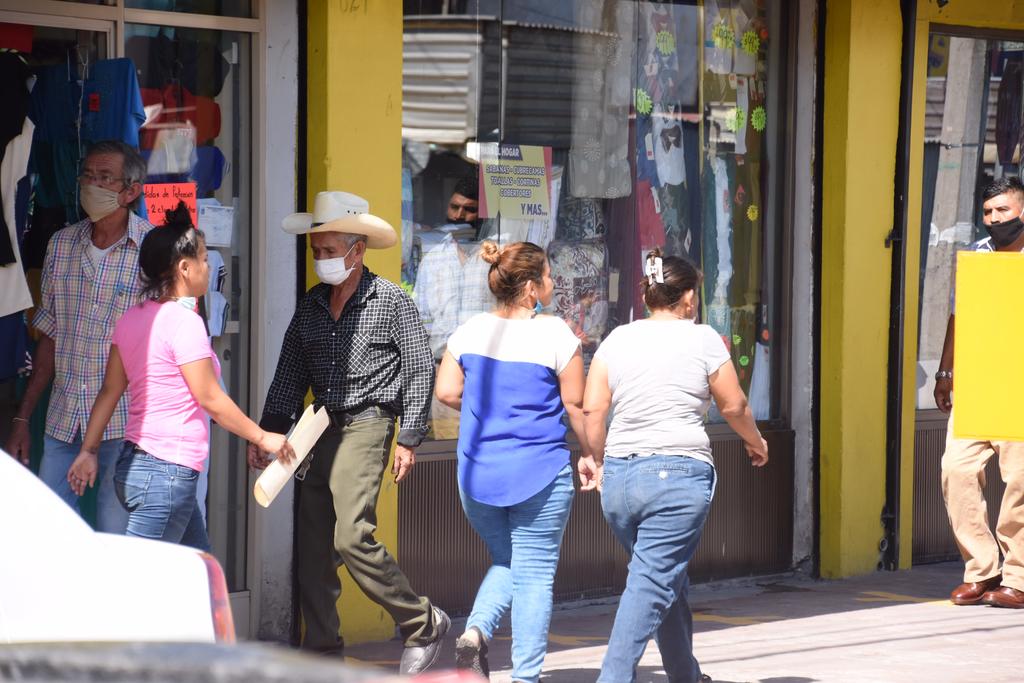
952,251,1024,441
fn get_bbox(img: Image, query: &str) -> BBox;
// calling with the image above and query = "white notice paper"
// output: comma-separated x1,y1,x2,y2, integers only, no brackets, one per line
253,405,329,508
198,199,235,247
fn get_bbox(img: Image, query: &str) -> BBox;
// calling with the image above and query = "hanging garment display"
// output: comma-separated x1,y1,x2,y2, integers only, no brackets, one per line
126,32,230,99
140,84,222,149
568,1,634,199
28,57,146,226
0,311,29,382
702,155,733,336
639,2,698,109
0,51,32,268
704,0,735,75
652,106,686,187
547,238,609,344
636,179,666,251
0,116,34,317
555,191,606,241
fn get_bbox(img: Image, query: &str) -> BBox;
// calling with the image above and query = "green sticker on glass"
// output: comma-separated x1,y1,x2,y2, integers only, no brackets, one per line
656,30,676,56
712,22,735,50
739,355,750,367
725,106,747,132
634,88,653,116
751,105,767,132
741,30,760,56
733,334,743,346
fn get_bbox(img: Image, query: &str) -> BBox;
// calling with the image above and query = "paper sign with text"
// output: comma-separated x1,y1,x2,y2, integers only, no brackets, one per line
478,144,552,220
144,183,198,226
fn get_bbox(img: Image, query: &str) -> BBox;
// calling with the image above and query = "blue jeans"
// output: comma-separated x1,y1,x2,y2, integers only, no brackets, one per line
598,455,716,683
40,435,128,533
459,465,575,683
113,444,210,550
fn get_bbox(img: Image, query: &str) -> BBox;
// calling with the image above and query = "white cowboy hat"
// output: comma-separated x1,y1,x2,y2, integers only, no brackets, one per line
282,191,397,249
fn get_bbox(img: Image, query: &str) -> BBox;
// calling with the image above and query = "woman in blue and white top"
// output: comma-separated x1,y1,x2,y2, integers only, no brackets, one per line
435,240,587,683
580,248,768,683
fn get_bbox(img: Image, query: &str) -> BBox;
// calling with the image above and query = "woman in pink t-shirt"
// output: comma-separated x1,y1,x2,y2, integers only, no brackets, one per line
68,203,293,549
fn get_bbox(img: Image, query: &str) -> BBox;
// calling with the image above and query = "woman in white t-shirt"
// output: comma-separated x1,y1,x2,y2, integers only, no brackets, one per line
434,241,587,683
580,248,768,683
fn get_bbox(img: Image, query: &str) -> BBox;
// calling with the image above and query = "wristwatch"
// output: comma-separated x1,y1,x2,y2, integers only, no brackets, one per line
935,369,953,381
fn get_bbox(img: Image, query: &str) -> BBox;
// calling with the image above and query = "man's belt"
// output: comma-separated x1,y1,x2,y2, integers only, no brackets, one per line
326,405,396,429
295,406,396,481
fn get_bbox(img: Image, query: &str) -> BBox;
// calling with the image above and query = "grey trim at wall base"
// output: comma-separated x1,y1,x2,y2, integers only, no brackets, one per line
399,430,795,614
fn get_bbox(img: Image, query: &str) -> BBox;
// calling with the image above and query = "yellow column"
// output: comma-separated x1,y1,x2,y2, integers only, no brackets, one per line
819,0,903,577
306,0,404,643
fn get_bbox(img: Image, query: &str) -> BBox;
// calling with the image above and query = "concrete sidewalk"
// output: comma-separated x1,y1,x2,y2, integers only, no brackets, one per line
345,562,1024,683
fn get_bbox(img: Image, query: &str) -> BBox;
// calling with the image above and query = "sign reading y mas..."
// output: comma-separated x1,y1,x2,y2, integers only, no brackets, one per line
144,182,198,226
478,144,552,220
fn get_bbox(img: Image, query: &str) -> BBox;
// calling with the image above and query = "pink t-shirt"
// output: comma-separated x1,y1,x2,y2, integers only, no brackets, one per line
113,300,221,471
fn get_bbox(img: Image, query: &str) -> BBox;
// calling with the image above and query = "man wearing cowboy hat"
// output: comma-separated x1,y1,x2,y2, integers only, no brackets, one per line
250,191,446,672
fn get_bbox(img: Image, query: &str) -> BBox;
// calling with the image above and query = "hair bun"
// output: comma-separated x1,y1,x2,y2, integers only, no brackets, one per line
164,200,194,230
479,240,502,265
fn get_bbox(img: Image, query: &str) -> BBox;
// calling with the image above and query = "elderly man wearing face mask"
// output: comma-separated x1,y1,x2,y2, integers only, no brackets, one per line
5,140,152,533
936,175,1024,609
250,191,446,673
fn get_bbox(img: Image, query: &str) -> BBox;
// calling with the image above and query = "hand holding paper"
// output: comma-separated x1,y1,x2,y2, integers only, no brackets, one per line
253,405,330,508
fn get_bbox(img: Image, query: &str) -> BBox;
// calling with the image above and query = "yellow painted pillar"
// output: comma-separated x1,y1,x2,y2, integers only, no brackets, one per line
306,0,404,643
819,0,903,578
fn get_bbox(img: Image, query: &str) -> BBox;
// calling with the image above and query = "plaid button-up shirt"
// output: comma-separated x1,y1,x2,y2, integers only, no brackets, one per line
33,214,153,443
260,268,434,447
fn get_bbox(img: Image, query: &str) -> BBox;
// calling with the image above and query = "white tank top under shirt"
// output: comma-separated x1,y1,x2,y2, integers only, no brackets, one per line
594,318,731,466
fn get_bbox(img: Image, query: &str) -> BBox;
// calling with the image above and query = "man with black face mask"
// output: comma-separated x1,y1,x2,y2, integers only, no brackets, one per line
936,175,1024,609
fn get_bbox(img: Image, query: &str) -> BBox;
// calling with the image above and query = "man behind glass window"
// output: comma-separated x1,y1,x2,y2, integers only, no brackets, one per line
252,190,448,673
445,175,479,230
5,140,152,533
935,175,1024,609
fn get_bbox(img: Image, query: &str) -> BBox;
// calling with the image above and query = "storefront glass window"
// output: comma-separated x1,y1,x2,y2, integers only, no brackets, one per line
403,0,785,440
127,23,252,589
916,34,1022,409
126,0,252,18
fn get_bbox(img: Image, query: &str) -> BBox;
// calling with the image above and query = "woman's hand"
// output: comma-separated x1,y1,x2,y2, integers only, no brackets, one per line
67,450,99,496
258,431,296,465
745,437,769,467
578,454,603,492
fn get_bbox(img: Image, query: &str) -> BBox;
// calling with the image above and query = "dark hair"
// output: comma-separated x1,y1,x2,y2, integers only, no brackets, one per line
84,140,147,211
139,201,205,300
479,241,546,305
452,175,479,201
982,175,1024,202
641,248,702,310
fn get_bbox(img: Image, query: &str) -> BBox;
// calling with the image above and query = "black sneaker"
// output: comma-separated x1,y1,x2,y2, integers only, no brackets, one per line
454,626,490,679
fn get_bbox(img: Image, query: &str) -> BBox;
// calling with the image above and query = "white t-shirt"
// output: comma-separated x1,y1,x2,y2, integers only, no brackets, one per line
88,241,117,266
594,318,731,464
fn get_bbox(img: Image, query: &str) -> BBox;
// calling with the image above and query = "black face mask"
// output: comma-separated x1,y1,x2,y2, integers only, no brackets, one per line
985,215,1024,248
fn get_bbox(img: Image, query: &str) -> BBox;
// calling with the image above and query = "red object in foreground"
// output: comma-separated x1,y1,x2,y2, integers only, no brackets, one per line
201,552,237,643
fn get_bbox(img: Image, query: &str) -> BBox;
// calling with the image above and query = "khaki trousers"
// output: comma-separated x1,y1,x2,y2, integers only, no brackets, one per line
941,415,1024,592
296,415,434,652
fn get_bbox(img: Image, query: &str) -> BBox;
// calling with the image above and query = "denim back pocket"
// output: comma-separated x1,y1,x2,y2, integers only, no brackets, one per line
114,450,151,512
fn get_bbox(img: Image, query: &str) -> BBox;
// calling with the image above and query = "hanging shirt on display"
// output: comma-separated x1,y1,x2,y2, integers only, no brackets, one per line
0,116,34,317
140,84,222,148
29,57,146,224
0,52,32,268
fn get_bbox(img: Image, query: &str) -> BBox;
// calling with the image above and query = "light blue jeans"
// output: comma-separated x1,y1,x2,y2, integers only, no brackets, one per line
598,455,716,683
458,464,575,683
113,444,210,550
40,435,129,533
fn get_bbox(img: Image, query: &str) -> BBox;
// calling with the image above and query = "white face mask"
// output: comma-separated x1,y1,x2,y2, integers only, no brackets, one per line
176,296,197,312
80,183,124,223
313,243,358,285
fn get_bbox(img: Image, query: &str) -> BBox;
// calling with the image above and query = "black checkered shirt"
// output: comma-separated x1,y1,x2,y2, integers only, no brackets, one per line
260,268,434,447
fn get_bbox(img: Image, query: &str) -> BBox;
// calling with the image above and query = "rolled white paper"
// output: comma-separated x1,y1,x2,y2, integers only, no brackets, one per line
253,405,330,508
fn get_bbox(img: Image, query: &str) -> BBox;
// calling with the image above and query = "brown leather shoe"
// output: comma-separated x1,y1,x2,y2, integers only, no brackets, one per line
982,586,1024,608
950,575,1002,605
